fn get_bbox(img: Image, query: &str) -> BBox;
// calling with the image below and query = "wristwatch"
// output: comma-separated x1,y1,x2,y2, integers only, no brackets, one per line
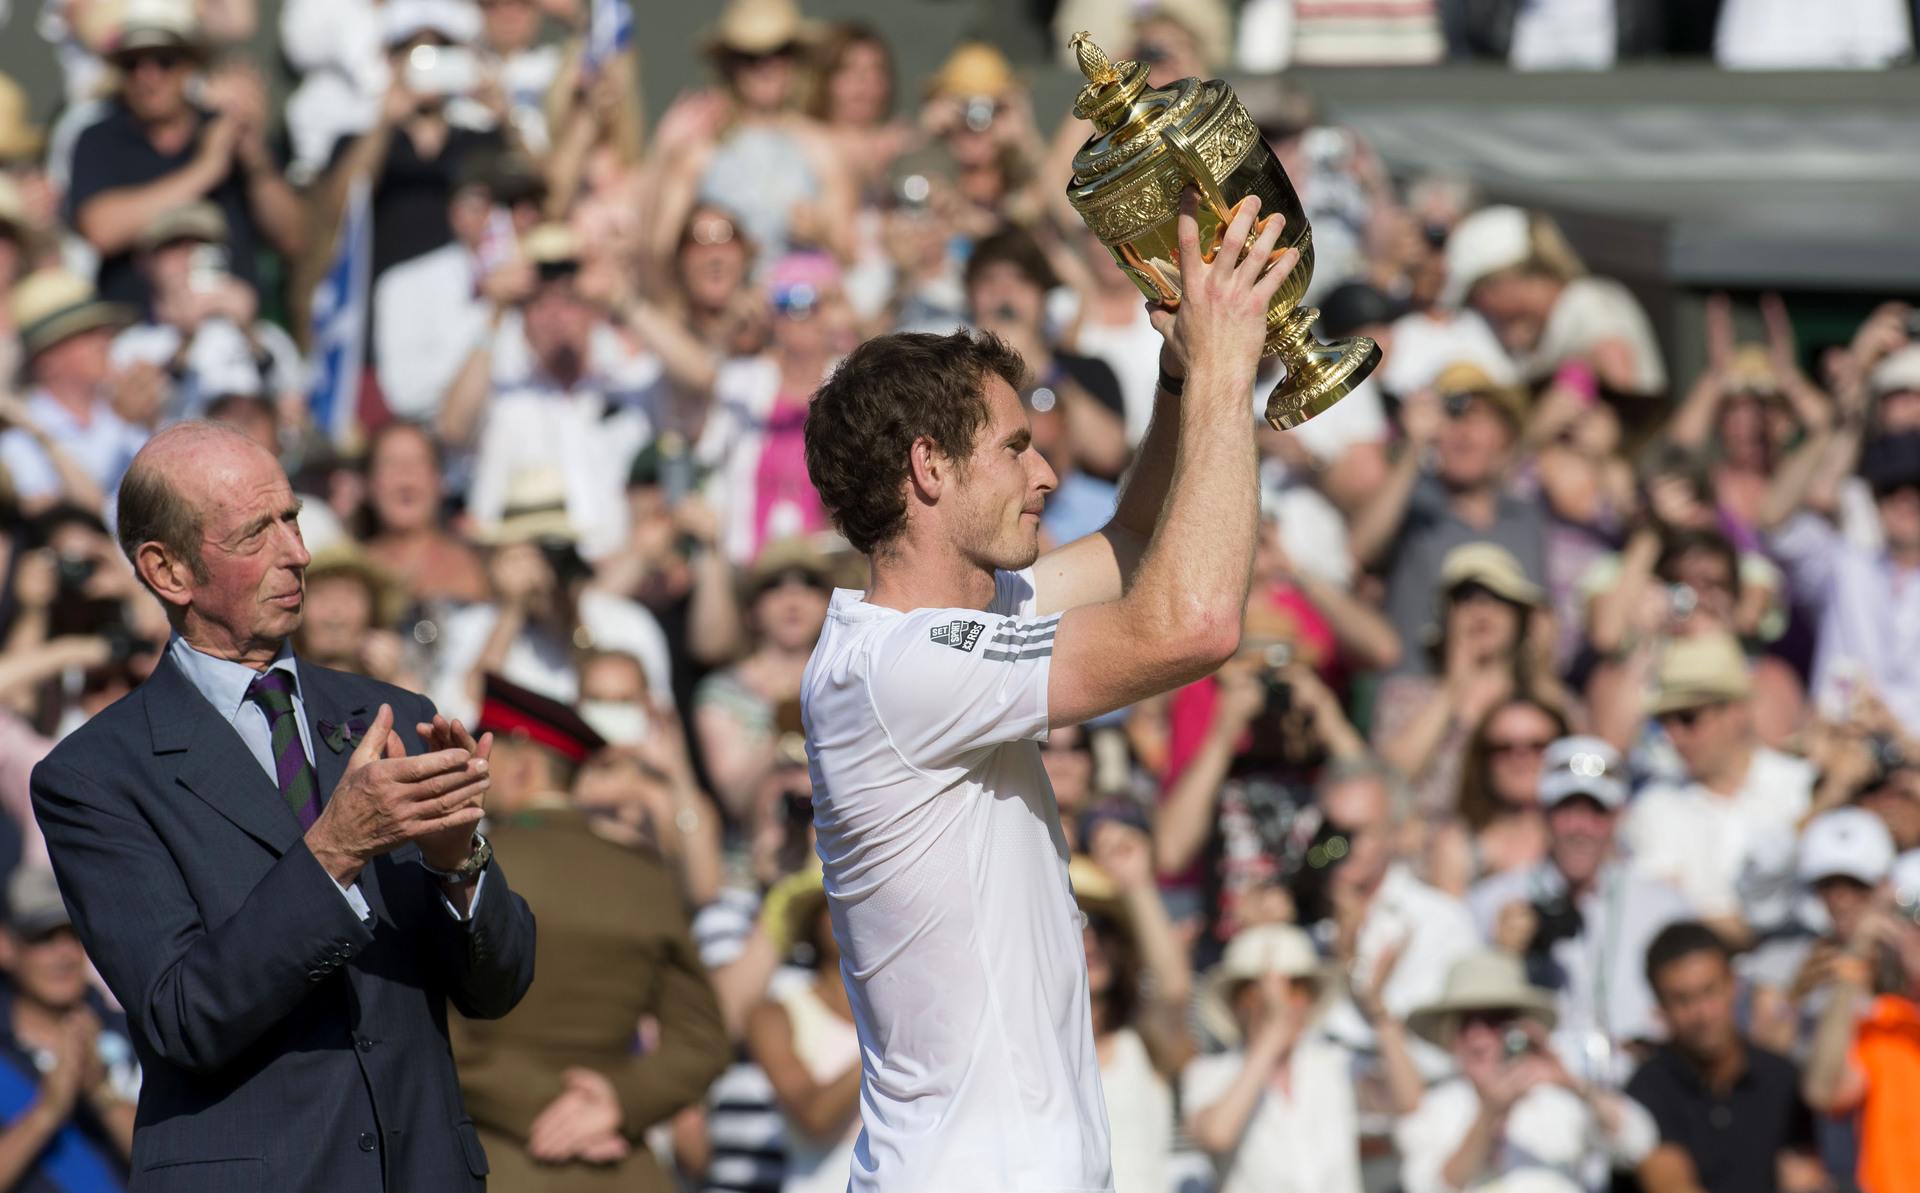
421,833,492,885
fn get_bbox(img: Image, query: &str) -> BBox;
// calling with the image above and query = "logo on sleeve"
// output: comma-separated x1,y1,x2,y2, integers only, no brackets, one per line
929,620,986,653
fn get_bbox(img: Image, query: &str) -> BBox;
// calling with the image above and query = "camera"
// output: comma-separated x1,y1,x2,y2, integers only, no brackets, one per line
1668,582,1699,621
1502,1026,1533,1061
1284,811,1351,928
405,44,480,98
961,96,997,134
55,553,97,593
1260,641,1294,716
1523,895,1583,991
187,243,229,294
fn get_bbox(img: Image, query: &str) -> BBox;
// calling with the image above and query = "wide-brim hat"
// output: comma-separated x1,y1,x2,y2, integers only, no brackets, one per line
747,536,835,595
103,0,209,59
703,0,816,58
1197,924,1329,1047
1648,631,1752,717
1721,344,1785,399
303,542,409,629
1407,951,1558,1048
925,42,1017,101
520,221,582,269
1068,853,1129,927
5,866,71,939
0,73,45,163
1435,359,1529,430
485,467,580,547
1437,541,1543,609
0,175,28,241
136,200,228,253
10,269,134,360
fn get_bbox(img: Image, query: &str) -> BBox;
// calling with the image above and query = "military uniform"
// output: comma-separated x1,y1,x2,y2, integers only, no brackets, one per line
453,803,728,1193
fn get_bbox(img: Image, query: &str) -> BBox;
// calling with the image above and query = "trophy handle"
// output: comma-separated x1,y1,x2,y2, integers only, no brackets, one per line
1158,126,1232,224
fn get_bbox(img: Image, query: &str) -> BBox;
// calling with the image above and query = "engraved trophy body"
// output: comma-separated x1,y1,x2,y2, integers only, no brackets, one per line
1063,34,1380,430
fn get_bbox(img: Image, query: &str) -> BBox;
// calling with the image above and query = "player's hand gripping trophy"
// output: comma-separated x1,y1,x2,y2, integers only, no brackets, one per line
1062,33,1381,430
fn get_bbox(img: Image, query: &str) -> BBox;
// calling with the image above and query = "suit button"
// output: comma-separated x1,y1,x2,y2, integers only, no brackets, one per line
307,969,326,982
355,1035,374,1052
358,1132,376,1152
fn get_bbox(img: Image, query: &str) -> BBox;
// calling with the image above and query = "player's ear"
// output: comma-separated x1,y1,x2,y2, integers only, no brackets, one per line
907,435,947,502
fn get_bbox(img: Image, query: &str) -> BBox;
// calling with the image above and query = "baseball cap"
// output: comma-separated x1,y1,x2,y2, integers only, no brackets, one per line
1538,736,1627,810
1798,807,1896,886
5,867,72,939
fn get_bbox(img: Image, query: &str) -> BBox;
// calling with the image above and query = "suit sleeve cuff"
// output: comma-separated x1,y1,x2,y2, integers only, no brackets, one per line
438,867,488,922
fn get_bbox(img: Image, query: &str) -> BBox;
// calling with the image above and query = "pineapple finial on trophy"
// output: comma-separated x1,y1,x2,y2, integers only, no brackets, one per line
1070,31,1118,85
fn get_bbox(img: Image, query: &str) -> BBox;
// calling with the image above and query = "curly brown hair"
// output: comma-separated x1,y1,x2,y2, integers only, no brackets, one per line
803,330,1028,556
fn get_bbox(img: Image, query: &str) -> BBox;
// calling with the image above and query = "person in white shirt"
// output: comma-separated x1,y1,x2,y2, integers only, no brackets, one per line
799,197,1295,1193
1397,952,1656,1193
1469,737,1692,1087
1183,923,1364,1193
1,268,147,517
1715,0,1911,68
109,201,305,422
1443,206,1666,397
1622,632,1815,939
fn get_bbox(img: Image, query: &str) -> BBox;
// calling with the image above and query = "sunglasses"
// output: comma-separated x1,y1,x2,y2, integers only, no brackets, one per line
727,45,796,68
1658,703,1722,730
1488,738,1552,757
121,48,190,71
1460,1008,1520,1031
685,217,737,248
759,568,830,594
1442,392,1491,420
771,283,822,319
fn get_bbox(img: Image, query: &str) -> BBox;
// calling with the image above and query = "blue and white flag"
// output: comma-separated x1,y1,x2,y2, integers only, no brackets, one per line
584,0,632,71
305,179,371,446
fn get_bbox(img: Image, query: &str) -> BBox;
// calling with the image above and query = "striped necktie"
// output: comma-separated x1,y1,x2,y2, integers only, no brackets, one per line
246,669,322,829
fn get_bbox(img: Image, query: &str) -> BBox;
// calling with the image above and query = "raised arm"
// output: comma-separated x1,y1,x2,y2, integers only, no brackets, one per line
1045,194,1292,727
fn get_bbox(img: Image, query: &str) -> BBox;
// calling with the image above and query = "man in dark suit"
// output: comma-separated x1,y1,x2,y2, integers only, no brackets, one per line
30,420,536,1191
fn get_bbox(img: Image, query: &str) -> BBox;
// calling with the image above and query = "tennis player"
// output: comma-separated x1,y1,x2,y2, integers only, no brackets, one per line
800,192,1294,1192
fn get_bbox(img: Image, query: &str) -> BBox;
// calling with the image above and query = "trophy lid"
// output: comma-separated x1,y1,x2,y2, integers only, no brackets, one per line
1067,32,1209,187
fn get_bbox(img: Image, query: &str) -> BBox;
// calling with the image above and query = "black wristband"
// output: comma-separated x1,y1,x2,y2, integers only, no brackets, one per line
1157,369,1186,397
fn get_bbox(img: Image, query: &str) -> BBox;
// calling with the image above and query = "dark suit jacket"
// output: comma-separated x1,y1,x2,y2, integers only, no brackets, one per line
29,653,537,1193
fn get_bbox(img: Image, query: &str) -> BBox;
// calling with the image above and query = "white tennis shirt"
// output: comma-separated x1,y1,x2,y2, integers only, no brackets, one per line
801,568,1114,1193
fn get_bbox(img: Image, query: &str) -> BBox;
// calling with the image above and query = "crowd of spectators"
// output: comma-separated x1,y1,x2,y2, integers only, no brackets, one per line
1,0,1919,1190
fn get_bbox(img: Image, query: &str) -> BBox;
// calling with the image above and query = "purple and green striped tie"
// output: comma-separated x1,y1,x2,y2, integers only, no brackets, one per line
246,670,322,829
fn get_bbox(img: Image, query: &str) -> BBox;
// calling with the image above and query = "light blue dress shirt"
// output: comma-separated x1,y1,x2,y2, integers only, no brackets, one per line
166,636,483,922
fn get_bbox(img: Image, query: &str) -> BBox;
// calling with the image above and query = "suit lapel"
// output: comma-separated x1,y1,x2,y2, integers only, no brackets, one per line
146,656,302,856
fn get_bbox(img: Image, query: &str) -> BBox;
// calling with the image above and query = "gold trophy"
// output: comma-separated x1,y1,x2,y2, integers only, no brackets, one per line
1063,34,1380,430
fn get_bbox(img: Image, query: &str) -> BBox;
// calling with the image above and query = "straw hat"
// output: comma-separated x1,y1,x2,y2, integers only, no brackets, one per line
1721,344,1784,398
1438,541,1544,609
485,468,579,547
0,175,27,242
1441,206,1583,311
1648,631,1752,717
1067,853,1128,927
747,536,834,595
0,73,45,163
1434,359,1529,430
1196,924,1327,1047
1869,345,1920,399
1407,951,1558,1048
1138,0,1232,71
925,42,1017,102
9,270,134,361
136,200,228,253
704,0,815,58
304,542,409,629
520,222,582,268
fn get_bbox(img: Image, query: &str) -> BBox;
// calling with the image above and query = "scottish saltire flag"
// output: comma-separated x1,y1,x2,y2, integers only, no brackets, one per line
306,179,371,446
584,0,632,69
